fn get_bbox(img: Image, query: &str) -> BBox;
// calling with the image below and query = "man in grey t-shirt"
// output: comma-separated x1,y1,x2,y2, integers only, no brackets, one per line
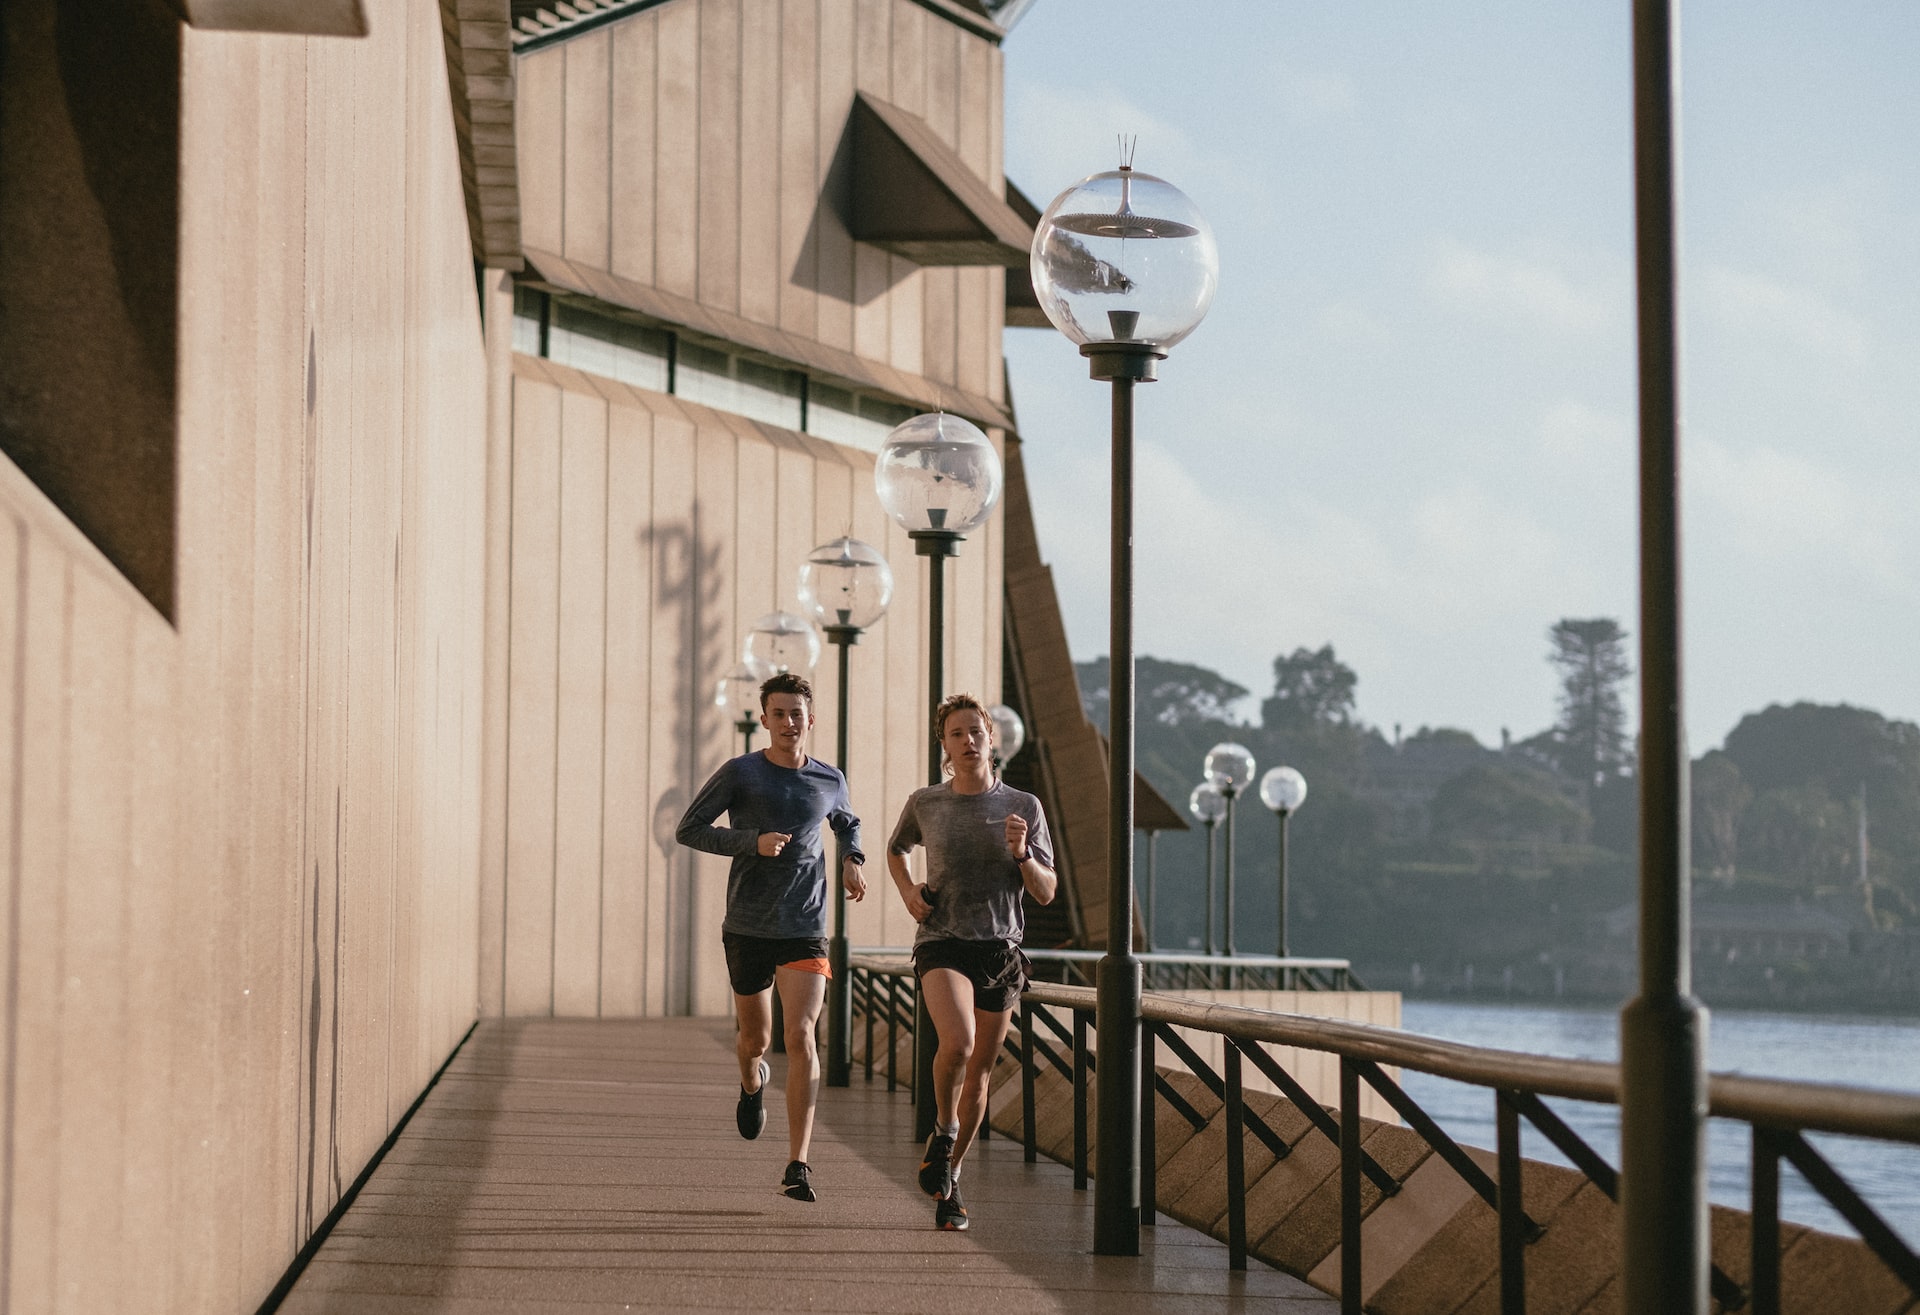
888,694,1057,1231
677,672,865,1204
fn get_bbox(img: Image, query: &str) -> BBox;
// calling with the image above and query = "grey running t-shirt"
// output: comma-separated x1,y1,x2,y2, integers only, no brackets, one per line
889,780,1053,946
675,751,864,939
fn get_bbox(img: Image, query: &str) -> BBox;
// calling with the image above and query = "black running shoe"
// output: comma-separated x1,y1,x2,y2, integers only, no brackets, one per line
935,1184,968,1231
737,1059,769,1140
918,1132,955,1199
781,1160,816,1202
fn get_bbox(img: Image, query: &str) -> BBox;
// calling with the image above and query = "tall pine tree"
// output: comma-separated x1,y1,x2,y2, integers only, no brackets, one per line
1548,618,1632,788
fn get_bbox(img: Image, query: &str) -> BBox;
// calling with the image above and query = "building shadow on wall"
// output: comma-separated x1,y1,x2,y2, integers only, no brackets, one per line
643,511,727,1016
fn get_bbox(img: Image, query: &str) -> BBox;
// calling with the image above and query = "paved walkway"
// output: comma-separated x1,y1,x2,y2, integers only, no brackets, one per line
278,1017,1335,1313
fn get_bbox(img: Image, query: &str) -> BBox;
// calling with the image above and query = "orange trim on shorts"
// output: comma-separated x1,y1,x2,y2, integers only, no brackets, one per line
782,957,832,978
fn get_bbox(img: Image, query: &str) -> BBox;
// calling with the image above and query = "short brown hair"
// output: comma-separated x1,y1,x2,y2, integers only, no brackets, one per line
759,671,813,709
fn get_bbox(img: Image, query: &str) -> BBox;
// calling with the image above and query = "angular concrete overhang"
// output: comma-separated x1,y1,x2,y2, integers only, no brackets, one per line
165,0,368,34
442,0,523,270
848,92,1032,268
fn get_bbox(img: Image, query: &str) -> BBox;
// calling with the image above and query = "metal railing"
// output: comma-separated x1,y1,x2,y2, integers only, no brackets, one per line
1022,947,1364,992
846,952,1920,1315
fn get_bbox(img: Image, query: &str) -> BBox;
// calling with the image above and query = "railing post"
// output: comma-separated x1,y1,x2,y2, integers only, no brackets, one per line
1021,1000,1037,1164
1140,1021,1157,1226
1073,1006,1090,1191
1224,1041,1247,1271
1751,1127,1780,1315
862,970,875,1083
886,973,898,1093
1498,1089,1527,1315
1341,1057,1362,1315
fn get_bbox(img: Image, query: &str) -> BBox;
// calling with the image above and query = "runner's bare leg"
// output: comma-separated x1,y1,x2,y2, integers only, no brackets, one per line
775,965,828,1163
951,1006,1014,1172
735,989,773,1090
919,968,978,1130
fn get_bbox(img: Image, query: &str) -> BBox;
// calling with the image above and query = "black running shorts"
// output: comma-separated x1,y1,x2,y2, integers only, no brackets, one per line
912,938,1030,1012
722,933,831,996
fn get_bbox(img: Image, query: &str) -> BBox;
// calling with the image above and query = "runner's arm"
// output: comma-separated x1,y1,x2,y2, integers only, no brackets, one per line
673,762,760,856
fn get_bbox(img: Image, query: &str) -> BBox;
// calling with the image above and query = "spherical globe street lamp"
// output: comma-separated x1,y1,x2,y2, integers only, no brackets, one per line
745,610,821,677
1259,767,1308,967
1188,781,1226,957
1034,150,1218,1254
798,536,894,632
1031,166,1218,354
987,703,1026,771
715,659,770,755
1204,742,1257,958
874,412,1003,541
797,536,893,1090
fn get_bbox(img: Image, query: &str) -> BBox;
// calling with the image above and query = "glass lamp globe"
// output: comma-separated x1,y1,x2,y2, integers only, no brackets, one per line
1204,742,1257,795
798,537,893,631
1188,781,1226,826
744,611,821,675
874,412,1003,536
1259,766,1308,814
987,704,1026,762
715,661,767,723
1030,166,1218,348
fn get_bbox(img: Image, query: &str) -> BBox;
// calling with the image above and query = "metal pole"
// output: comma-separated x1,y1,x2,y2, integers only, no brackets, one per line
910,532,958,1142
1223,789,1238,958
1620,3,1708,1312
825,626,856,1088
1204,819,1217,957
1277,809,1290,962
1082,338,1160,1258
736,718,755,756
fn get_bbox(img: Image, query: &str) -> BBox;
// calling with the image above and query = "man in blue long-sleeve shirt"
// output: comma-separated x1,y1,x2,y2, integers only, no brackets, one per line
675,671,865,1203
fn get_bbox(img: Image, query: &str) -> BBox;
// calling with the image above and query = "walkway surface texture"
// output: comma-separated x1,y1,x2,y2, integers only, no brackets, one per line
278,1017,1335,1313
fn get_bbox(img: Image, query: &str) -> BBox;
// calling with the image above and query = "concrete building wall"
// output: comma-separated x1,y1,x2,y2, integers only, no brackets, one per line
514,0,1007,404
482,353,1003,1018
0,2,489,1310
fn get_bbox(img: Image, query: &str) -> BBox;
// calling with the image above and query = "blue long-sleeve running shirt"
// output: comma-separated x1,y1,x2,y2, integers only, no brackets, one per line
675,751,865,939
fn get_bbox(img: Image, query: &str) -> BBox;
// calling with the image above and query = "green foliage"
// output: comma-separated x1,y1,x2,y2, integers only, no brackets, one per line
1738,784,1854,888
1691,750,1752,879
1719,703,1920,915
1262,644,1357,732
1547,617,1633,786
1430,764,1589,846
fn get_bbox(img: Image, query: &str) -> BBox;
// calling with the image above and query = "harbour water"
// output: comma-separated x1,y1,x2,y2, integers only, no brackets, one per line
1399,1000,1920,1247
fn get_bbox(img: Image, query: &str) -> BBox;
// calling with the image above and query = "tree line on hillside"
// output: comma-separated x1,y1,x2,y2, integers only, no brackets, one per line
1072,623,1920,978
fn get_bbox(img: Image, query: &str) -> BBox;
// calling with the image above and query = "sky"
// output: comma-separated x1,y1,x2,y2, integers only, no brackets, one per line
998,1,1920,757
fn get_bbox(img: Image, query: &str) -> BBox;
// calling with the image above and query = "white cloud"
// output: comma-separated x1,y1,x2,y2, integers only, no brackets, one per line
1007,84,1205,201
1425,239,1614,335
1539,400,1631,465
1697,265,1872,360
1688,434,1913,594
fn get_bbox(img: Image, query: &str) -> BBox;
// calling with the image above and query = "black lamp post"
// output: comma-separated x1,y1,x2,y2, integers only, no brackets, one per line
798,537,893,1089
1032,151,1217,1256
1620,2,1706,1309
1259,766,1307,982
715,662,766,755
1188,782,1225,957
1205,743,1256,964
876,411,1003,1140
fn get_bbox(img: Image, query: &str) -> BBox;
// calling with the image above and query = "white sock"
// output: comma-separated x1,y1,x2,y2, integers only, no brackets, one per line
938,1120,959,1139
